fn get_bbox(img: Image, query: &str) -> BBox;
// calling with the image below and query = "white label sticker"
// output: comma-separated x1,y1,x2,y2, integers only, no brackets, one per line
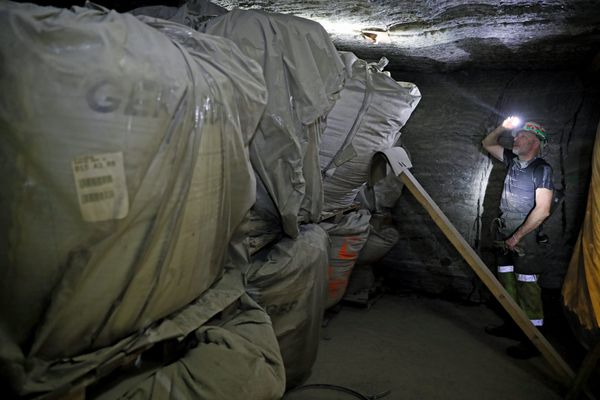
72,152,129,222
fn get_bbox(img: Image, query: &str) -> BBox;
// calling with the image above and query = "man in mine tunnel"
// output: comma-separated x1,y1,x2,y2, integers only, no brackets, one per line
482,117,554,359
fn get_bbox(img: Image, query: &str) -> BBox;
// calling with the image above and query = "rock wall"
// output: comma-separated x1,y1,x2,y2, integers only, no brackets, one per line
379,69,600,302
211,0,600,71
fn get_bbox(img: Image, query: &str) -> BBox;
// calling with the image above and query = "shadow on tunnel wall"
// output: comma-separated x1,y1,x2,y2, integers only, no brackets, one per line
376,67,600,303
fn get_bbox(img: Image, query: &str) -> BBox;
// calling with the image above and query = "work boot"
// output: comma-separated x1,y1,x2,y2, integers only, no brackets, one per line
484,323,522,341
506,340,540,359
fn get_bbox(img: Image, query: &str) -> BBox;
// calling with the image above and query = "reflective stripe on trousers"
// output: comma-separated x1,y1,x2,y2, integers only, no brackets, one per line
498,265,514,273
497,266,543,326
516,273,538,283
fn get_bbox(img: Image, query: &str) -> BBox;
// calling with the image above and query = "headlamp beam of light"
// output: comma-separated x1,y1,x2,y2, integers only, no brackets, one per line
311,18,359,35
504,116,521,130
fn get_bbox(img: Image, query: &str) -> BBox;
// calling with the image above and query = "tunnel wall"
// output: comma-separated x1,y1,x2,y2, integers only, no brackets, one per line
379,68,600,302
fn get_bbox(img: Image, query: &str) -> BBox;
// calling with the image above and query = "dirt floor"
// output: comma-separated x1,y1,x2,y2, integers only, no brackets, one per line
283,294,575,400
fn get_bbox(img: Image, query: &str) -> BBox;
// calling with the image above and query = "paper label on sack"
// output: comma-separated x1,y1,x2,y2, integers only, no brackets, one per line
72,152,129,222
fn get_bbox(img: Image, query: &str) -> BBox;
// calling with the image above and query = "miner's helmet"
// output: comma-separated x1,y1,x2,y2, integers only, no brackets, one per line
518,121,547,145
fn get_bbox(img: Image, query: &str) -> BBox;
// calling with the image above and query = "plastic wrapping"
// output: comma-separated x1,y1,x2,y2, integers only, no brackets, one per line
356,221,400,266
9,266,249,395
0,3,266,394
320,52,421,211
246,224,329,389
92,293,285,400
343,217,399,299
131,0,227,29
354,153,404,265
320,210,371,308
203,9,345,237
563,121,600,345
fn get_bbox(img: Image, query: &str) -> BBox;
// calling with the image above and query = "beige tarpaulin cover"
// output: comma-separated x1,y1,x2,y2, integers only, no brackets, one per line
563,121,600,335
320,52,421,211
17,268,251,395
92,293,285,400
320,210,371,308
204,9,345,237
131,0,227,29
0,2,267,395
246,224,329,389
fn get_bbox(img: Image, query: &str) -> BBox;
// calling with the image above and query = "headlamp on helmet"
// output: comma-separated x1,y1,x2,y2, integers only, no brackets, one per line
518,121,547,144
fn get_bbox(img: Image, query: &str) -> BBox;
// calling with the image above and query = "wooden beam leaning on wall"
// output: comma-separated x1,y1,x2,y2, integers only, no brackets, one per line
372,147,575,387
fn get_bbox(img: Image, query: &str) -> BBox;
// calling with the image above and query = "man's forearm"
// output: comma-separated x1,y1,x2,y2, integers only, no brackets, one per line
511,207,550,242
504,208,549,251
482,124,509,161
482,125,505,147
511,188,554,244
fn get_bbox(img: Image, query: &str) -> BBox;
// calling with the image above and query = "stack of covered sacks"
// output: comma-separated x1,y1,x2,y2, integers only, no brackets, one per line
91,293,286,400
320,210,372,308
203,9,346,239
0,3,284,399
245,225,329,389
320,52,421,211
196,9,344,388
563,121,600,348
130,0,227,30
344,149,410,300
318,53,420,306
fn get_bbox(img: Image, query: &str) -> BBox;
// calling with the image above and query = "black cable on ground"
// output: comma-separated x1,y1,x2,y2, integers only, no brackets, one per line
283,383,391,400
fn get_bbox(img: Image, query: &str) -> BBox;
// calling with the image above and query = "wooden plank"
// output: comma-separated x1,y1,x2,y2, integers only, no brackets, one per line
399,169,575,386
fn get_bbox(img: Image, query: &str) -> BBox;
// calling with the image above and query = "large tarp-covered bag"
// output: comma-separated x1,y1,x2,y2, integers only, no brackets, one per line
355,155,404,265
320,210,371,308
563,121,600,347
0,3,266,394
92,293,286,400
9,267,252,396
131,0,227,29
203,9,345,237
346,164,402,300
246,224,329,389
356,218,400,267
320,52,421,211
344,216,399,300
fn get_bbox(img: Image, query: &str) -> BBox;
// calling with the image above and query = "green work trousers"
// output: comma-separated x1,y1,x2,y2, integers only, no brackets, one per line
495,215,544,326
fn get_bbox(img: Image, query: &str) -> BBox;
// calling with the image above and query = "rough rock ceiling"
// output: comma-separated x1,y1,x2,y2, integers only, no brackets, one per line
211,0,600,71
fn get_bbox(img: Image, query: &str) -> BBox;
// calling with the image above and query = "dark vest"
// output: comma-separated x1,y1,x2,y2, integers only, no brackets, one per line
500,149,554,217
